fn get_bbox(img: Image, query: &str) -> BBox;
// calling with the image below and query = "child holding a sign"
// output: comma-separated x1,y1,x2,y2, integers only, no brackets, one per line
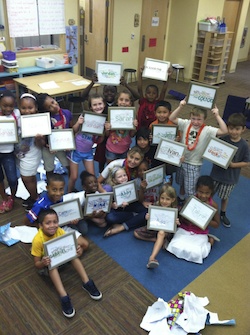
16,93,43,211
67,93,105,193
103,165,147,237
104,90,138,164
169,99,227,204
210,113,250,228
36,93,73,179
24,173,89,251
31,208,102,318
136,66,169,129
167,176,220,264
134,184,178,269
0,90,20,213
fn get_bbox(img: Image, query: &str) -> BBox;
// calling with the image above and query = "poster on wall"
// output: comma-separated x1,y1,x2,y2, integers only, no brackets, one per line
66,26,78,66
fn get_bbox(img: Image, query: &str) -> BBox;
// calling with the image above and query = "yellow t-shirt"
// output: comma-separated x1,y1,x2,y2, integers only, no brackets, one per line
31,227,65,258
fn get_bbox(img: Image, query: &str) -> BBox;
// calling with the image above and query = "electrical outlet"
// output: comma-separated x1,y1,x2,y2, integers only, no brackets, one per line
0,37,5,42
131,33,135,39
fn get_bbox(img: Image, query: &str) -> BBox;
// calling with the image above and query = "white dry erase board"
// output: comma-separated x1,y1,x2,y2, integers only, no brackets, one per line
6,0,65,38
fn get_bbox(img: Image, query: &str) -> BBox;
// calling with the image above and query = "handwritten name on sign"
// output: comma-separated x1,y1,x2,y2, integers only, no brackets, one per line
190,90,214,104
88,198,110,211
155,139,185,167
207,145,229,160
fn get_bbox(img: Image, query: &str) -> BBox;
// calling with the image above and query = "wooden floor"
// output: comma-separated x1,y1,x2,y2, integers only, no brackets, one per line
0,60,249,334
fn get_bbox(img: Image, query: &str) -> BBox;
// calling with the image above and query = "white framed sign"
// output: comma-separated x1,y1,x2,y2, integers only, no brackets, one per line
43,231,77,270
0,118,18,144
96,60,123,85
21,113,51,138
48,129,75,151
154,138,186,167
81,111,106,135
50,199,83,227
180,196,217,230
83,193,113,216
187,82,218,109
113,180,138,207
151,124,178,145
147,206,178,233
108,107,135,130
143,164,165,189
142,58,170,81
202,136,238,169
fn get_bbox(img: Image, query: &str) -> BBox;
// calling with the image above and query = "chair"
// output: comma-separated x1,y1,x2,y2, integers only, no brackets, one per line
123,68,137,83
222,95,247,123
171,64,184,83
68,96,85,114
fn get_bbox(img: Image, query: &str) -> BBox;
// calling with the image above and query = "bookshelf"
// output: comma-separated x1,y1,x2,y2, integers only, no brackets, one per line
192,30,233,85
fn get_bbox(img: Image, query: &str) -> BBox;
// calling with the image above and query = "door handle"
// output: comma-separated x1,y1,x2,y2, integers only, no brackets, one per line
141,35,145,52
84,34,88,43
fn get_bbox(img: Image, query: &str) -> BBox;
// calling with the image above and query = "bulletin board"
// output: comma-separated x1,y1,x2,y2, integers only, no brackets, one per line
6,0,65,38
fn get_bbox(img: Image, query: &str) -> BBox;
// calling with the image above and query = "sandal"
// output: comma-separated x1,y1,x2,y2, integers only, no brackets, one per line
103,224,124,238
103,226,113,238
147,259,159,269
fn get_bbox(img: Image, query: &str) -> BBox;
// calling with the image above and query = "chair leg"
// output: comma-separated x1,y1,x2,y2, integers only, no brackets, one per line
176,69,179,83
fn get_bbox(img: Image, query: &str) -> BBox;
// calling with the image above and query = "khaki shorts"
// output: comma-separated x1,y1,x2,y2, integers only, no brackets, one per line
42,147,69,172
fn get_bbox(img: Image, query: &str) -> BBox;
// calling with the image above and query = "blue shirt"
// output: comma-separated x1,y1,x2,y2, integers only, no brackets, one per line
26,193,62,224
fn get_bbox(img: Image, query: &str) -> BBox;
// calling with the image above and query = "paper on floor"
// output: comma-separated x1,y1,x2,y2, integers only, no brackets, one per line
9,226,38,243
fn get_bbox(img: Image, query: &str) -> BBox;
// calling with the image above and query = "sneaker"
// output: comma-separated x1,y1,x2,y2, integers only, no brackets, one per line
221,215,231,228
61,295,75,318
82,279,102,300
0,197,14,214
22,197,31,207
24,198,36,212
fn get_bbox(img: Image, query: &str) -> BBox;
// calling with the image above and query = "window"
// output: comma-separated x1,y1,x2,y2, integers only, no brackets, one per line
1,0,66,53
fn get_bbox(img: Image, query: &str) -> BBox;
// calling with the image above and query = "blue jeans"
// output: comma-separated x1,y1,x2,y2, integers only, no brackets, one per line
68,219,88,236
106,202,147,230
0,152,18,188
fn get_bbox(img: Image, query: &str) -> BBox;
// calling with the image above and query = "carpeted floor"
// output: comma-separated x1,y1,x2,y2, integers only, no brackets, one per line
86,161,250,302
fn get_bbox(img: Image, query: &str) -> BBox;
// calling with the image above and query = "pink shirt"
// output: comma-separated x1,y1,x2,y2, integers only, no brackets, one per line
106,131,132,154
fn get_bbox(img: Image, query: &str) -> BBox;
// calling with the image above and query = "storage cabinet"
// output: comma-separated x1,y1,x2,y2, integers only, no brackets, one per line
192,31,233,85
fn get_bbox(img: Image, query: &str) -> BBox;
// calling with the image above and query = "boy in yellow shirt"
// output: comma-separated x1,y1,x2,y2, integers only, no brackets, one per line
31,208,102,318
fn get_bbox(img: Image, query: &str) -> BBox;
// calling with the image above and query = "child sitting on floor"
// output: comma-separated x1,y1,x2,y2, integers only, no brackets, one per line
103,166,147,237
134,184,178,269
31,208,102,318
167,175,220,264
24,173,89,252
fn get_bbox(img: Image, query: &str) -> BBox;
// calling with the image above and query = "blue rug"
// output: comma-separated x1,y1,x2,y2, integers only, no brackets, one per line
87,160,250,301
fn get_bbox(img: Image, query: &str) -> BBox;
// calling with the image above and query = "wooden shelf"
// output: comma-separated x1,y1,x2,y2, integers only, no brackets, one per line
192,31,233,85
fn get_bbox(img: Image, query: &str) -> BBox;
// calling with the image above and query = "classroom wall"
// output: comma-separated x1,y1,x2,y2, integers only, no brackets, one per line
111,0,142,69
0,0,80,74
232,0,250,65
164,0,199,81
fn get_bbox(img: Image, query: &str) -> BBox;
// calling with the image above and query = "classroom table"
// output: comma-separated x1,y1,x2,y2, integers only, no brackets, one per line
13,71,99,100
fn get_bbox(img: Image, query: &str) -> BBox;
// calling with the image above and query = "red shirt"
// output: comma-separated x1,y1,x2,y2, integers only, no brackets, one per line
137,98,159,129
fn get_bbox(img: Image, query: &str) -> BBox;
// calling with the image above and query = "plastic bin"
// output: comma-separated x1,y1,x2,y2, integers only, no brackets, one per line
198,22,217,32
36,57,55,69
2,51,16,61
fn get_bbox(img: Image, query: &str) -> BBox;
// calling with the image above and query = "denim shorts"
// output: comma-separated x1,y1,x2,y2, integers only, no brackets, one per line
67,149,93,164
105,149,127,161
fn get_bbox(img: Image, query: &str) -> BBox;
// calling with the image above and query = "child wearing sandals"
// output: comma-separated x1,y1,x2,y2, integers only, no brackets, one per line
31,208,102,318
134,184,178,269
67,93,105,193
